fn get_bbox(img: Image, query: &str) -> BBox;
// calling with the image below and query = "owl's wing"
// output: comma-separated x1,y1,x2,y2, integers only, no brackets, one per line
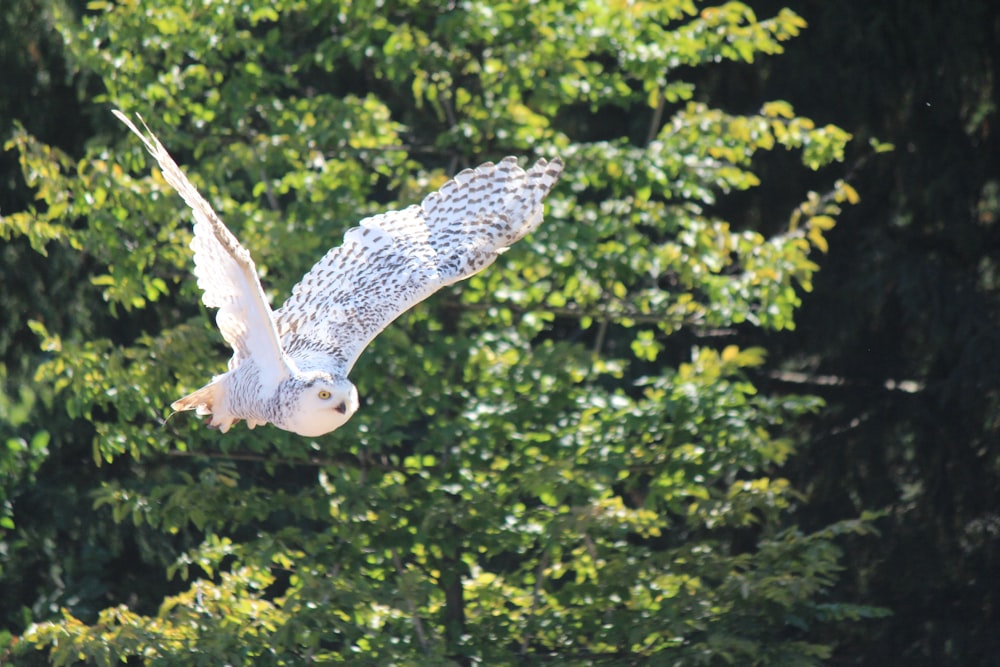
114,111,293,386
274,156,563,376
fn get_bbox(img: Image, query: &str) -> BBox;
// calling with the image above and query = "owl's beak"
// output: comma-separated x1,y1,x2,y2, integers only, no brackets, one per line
334,402,347,414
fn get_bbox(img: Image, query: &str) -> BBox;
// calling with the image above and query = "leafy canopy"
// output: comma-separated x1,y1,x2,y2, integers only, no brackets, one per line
3,0,885,664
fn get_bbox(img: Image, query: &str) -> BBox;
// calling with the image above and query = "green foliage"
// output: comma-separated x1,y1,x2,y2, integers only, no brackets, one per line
2,0,885,664
0,382,50,534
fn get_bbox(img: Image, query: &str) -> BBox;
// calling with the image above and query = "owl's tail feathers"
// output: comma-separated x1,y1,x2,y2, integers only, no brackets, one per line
171,381,237,433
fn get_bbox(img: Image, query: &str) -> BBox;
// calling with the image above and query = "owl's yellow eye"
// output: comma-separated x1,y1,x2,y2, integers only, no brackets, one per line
318,390,331,400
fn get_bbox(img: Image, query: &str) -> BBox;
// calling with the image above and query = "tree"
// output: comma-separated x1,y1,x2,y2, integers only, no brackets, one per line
3,1,884,664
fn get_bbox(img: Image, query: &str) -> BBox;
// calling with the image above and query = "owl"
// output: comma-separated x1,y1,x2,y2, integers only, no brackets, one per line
113,111,563,437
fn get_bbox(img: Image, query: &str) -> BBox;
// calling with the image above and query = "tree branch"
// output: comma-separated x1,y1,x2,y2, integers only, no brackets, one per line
392,547,430,653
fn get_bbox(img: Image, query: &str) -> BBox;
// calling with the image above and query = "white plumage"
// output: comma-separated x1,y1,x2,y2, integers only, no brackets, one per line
113,111,563,437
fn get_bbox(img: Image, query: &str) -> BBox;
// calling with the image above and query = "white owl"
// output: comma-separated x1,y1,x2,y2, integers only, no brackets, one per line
113,111,563,437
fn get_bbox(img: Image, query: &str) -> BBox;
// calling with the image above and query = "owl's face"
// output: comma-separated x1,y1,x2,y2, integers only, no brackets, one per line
284,373,359,437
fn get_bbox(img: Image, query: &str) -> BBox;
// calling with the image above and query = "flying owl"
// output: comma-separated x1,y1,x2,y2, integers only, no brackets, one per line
112,111,563,437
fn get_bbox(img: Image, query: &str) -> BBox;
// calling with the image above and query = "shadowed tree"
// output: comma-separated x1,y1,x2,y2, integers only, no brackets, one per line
3,2,888,664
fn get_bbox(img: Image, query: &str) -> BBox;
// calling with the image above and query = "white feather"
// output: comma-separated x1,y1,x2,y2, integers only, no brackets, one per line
274,156,564,376
113,111,294,391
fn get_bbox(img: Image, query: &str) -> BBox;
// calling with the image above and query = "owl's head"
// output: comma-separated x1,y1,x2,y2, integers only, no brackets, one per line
283,372,359,437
